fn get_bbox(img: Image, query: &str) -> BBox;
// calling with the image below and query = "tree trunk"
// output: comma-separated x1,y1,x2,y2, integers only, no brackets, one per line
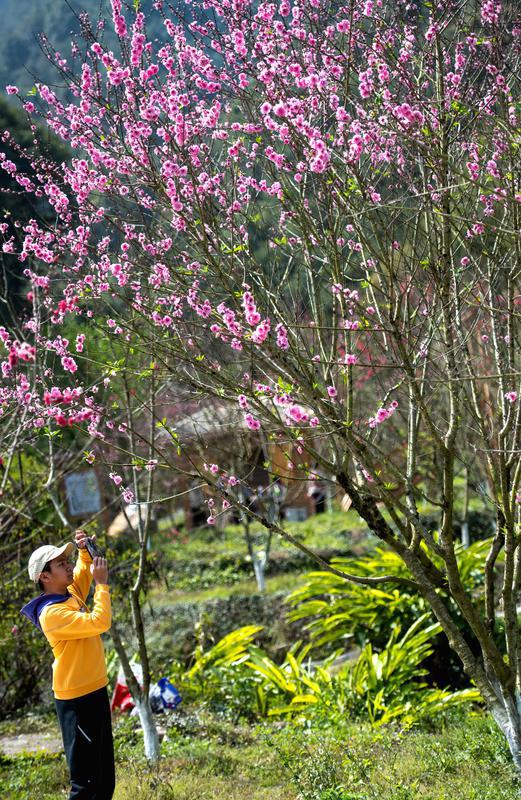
461,520,470,549
490,689,521,771
134,697,160,762
325,482,333,514
461,466,470,548
252,553,267,592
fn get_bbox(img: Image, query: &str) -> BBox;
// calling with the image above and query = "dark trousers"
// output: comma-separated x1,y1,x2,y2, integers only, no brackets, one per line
55,686,116,800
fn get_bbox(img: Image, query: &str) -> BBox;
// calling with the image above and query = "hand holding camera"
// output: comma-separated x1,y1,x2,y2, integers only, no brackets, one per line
91,556,109,585
74,529,104,558
74,530,108,583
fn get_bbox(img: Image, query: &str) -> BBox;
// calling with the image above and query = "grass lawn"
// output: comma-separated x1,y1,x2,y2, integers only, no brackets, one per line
156,509,374,562
149,569,311,606
150,510,376,603
2,710,520,800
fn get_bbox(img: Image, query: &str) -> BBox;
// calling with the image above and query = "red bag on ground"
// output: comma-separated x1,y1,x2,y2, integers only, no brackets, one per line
110,664,143,712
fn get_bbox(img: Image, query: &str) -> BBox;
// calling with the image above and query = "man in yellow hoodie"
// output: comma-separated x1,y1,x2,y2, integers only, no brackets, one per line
21,529,114,799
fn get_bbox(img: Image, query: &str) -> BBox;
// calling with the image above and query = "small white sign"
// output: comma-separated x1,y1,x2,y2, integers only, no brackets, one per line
64,470,102,517
284,506,308,522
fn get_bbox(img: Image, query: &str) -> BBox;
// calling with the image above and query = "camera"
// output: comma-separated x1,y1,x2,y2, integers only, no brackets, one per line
84,536,105,560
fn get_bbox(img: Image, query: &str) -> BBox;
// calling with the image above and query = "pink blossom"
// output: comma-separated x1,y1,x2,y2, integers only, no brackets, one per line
75,334,86,353
110,473,122,486
369,401,398,428
376,408,390,423
286,404,309,424
327,386,337,399
251,319,270,344
505,392,517,403
276,323,289,350
244,413,261,430
122,488,134,504
61,356,78,373
273,102,287,117
348,134,364,161
425,23,438,42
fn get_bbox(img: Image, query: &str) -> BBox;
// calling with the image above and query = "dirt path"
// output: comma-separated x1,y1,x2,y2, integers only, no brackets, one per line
0,731,63,756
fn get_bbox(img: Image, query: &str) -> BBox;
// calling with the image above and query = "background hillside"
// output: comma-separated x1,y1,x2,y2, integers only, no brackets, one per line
0,0,87,93
0,0,167,96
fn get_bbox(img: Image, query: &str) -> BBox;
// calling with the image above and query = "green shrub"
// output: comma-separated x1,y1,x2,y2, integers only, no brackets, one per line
180,625,267,721
286,540,493,689
323,615,480,726
143,590,307,676
287,540,491,651
0,573,54,716
266,712,521,800
181,616,480,726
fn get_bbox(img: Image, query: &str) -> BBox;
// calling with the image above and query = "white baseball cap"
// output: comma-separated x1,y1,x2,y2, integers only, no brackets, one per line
28,542,75,582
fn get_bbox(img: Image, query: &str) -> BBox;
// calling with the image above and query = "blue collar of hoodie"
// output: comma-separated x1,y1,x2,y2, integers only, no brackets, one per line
20,592,71,630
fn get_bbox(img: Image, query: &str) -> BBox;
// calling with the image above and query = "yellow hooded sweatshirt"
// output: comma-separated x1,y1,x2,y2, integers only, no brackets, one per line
39,548,111,700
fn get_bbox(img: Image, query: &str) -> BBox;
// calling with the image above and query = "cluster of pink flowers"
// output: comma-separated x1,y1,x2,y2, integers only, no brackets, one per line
2,341,36,375
244,413,261,431
61,356,78,374
392,103,424,129
481,0,502,26
251,319,270,344
111,0,128,37
368,401,399,429
43,387,82,406
242,290,261,325
54,408,93,428
276,323,289,350
285,404,309,425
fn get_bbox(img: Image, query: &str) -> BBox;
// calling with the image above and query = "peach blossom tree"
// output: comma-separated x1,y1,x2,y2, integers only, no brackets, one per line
3,0,521,766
